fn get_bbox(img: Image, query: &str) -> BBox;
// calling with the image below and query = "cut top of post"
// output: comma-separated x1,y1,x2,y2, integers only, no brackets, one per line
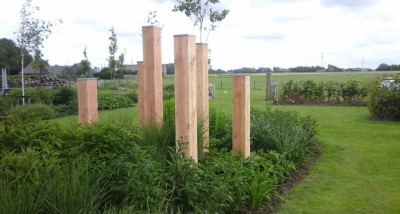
232,74,250,76
142,25,162,29
77,78,97,81
174,34,196,38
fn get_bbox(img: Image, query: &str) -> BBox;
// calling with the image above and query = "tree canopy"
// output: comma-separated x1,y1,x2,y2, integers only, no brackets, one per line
0,38,32,74
173,0,229,42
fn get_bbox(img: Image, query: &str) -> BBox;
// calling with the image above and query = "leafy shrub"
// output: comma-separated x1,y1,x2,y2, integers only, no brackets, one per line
52,87,76,105
251,107,319,163
124,92,138,103
281,80,368,105
52,99,78,117
209,106,232,151
326,81,341,102
98,94,135,110
9,103,57,120
340,80,368,105
163,84,175,100
368,77,400,121
0,100,315,213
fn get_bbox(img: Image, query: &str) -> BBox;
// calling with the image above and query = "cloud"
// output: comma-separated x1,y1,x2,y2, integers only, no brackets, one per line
248,0,303,6
272,15,308,23
245,33,286,41
321,0,377,8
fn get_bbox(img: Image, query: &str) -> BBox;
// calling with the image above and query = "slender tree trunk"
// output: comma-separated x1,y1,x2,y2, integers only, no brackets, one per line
21,55,25,106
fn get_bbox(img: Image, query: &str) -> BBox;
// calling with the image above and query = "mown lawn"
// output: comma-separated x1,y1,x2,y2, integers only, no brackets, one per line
57,71,400,213
272,106,400,214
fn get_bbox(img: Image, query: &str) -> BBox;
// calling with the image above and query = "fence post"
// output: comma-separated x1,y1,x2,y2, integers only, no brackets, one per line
196,43,209,154
266,71,272,100
232,75,250,159
142,26,163,126
137,61,145,126
174,34,198,162
77,78,98,124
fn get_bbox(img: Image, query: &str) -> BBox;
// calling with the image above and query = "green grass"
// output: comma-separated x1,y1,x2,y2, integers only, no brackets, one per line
272,106,400,214
54,72,400,213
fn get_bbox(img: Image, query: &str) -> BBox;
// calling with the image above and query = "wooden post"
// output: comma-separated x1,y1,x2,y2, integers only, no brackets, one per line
266,72,272,100
77,78,98,124
196,43,209,154
232,75,250,159
137,61,145,126
174,34,197,162
142,26,163,125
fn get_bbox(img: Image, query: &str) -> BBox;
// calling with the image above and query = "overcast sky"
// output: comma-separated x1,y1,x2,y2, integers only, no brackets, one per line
1,0,399,70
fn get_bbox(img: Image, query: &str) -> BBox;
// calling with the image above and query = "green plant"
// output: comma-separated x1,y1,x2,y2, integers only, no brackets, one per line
9,103,56,120
52,87,76,105
0,172,47,214
98,94,135,110
43,159,110,214
251,107,319,163
208,106,232,151
368,77,400,120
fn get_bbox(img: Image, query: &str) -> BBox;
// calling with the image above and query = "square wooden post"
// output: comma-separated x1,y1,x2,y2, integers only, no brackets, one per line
232,75,250,159
196,43,209,154
77,78,98,124
137,61,145,126
142,26,163,125
174,34,198,162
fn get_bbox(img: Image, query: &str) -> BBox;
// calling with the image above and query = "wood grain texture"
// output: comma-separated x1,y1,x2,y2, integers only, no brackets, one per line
196,43,209,153
77,78,98,124
137,61,145,126
232,75,250,159
142,26,163,125
174,35,198,162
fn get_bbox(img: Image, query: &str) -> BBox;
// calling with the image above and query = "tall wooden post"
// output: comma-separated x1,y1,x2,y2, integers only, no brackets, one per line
232,75,250,159
77,78,98,124
137,61,145,126
142,26,163,125
174,34,198,162
196,43,209,154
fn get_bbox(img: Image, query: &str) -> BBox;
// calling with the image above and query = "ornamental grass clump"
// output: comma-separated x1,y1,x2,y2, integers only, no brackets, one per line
251,107,319,163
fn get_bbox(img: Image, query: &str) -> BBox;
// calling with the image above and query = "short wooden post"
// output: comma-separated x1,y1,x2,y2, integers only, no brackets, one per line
174,34,198,162
77,78,98,123
196,43,209,154
142,26,163,125
266,72,272,100
2,68,8,94
137,61,145,126
232,75,250,159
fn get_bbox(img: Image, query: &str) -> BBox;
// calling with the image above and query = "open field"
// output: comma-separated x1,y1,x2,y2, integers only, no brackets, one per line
56,71,400,213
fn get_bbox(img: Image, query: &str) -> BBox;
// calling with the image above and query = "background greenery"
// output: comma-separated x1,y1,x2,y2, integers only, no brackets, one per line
1,71,399,213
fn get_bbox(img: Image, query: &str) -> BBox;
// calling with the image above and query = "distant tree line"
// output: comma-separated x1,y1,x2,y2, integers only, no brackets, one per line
376,63,400,71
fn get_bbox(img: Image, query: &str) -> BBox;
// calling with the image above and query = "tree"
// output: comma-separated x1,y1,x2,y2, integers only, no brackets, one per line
376,63,400,71
165,63,175,75
108,27,118,89
147,11,161,26
107,27,127,87
15,0,61,105
327,64,343,72
0,38,32,74
80,46,92,77
173,0,229,42
31,49,49,73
